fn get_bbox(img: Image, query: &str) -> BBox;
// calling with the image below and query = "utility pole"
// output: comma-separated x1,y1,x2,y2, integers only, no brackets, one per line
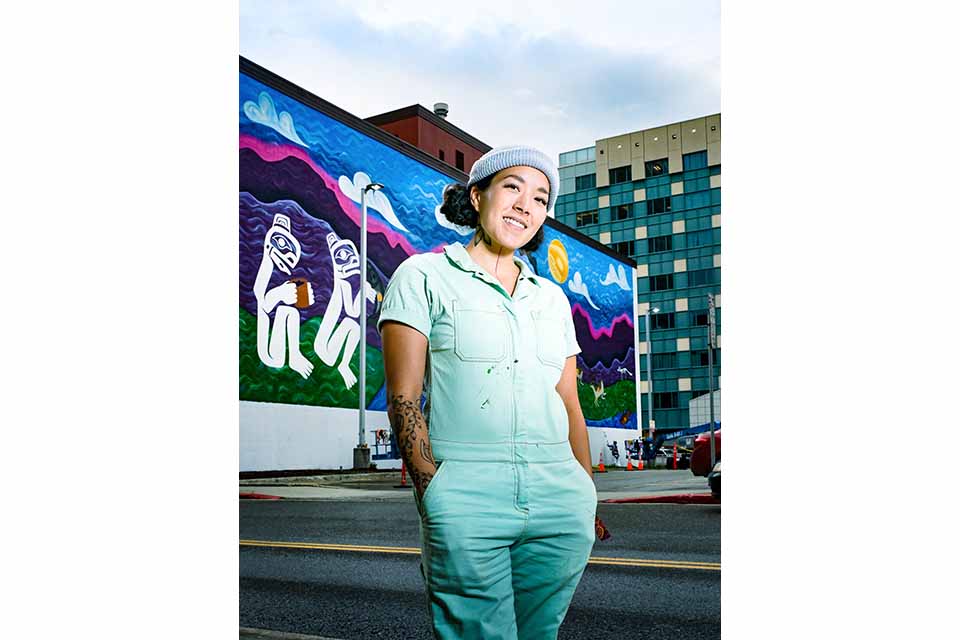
707,293,717,470
354,182,383,470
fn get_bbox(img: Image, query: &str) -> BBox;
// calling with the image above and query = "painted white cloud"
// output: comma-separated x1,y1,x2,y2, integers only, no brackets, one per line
243,91,307,146
338,171,409,232
568,271,600,310
434,203,473,236
600,263,631,291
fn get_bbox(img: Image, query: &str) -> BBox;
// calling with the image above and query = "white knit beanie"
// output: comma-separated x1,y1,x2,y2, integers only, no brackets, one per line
466,145,559,213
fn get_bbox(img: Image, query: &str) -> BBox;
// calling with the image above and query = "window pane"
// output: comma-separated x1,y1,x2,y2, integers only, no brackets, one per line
645,158,667,176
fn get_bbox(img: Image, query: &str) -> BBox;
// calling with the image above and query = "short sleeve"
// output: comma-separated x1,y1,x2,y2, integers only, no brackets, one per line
377,258,433,341
558,289,582,358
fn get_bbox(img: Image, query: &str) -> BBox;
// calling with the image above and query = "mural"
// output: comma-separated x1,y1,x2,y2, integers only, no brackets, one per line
523,227,637,429
239,68,639,431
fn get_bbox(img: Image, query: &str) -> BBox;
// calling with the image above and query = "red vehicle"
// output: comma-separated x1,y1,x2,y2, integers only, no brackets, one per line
690,430,721,477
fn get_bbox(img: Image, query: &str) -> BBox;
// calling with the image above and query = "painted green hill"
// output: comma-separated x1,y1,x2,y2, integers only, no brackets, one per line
239,307,383,408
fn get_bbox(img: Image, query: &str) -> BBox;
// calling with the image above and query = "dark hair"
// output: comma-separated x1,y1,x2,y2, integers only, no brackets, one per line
439,177,545,253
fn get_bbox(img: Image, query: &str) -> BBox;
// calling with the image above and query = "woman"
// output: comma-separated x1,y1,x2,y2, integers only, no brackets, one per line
378,145,597,639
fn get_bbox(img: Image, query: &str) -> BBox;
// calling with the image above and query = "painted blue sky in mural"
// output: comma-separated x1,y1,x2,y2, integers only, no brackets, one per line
241,74,633,330
241,74,466,254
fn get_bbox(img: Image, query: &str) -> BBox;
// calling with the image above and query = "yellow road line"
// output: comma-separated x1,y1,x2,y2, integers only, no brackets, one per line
240,540,720,571
240,539,421,554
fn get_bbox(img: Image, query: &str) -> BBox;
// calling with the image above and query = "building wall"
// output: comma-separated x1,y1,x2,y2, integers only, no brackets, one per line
556,114,721,435
375,116,419,148
688,390,721,429
240,63,639,471
416,120,485,173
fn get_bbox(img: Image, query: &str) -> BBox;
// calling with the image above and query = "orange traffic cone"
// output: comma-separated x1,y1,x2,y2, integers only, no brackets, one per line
393,460,409,488
637,453,644,471
626,454,634,471
597,450,606,473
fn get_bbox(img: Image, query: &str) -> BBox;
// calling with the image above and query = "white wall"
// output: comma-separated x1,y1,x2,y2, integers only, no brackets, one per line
689,390,721,428
240,401,401,472
586,426,642,468
241,399,636,471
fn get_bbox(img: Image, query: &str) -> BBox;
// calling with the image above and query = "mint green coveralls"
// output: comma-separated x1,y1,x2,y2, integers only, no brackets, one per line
378,242,597,639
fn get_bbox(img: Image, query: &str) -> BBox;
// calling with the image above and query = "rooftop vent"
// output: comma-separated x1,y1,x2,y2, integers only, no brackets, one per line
433,102,449,119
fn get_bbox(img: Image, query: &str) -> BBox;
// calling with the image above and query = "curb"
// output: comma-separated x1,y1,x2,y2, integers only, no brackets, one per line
240,471,401,486
240,627,343,640
603,493,719,504
240,492,283,500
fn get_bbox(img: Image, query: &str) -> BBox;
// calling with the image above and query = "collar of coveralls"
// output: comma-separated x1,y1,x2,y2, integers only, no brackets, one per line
442,242,543,295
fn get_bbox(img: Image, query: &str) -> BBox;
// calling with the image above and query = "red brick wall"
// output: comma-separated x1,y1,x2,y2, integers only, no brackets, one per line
375,117,419,148
418,120,485,173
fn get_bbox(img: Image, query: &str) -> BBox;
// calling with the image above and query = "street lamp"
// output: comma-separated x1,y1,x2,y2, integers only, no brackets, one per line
644,305,660,445
354,181,383,470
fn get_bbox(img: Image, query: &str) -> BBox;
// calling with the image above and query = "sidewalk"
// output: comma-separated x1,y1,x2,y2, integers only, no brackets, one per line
240,468,716,503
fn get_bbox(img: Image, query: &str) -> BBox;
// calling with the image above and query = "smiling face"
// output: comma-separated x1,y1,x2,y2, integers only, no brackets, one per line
469,166,550,252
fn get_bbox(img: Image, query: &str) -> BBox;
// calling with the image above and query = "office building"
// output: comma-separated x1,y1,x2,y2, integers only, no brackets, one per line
555,115,721,435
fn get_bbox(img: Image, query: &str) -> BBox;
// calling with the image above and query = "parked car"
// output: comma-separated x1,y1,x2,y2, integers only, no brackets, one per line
657,445,691,469
690,430,721,477
707,461,721,499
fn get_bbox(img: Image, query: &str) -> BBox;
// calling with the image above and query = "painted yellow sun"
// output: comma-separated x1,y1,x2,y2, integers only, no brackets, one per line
547,239,569,284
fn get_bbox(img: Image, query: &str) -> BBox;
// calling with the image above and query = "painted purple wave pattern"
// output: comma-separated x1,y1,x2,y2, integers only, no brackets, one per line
240,147,414,277
239,193,391,348
573,309,635,369
580,347,636,387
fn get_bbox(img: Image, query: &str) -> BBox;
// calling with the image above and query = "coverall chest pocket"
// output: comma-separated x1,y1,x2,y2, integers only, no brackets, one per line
533,309,565,370
453,304,507,362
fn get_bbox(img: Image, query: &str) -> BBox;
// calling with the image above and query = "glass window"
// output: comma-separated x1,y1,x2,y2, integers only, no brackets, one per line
645,197,672,216
455,150,465,171
575,174,596,191
609,165,632,184
647,235,673,253
645,158,668,176
682,151,708,171
613,204,632,221
654,392,679,409
651,312,676,330
650,274,674,292
690,350,710,367
612,240,633,257
576,210,598,227
686,229,715,248
687,269,719,287
652,352,677,369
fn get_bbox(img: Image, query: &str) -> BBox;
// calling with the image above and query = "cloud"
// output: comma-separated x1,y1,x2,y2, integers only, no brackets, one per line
240,1,719,164
338,171,408,232
568,270,600,310
600,263,632,291
243,91,307,146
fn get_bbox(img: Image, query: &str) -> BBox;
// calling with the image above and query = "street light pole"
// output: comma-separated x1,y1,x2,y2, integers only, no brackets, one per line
354,181,383,470
644,305,660,447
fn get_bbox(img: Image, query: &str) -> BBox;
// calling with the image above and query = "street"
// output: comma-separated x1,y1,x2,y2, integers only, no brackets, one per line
240,471,720,639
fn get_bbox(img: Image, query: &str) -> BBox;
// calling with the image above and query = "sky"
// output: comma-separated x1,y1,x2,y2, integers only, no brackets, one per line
240,0,720,165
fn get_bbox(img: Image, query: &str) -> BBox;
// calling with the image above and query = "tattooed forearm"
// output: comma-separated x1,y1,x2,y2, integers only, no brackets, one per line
388,393,436,498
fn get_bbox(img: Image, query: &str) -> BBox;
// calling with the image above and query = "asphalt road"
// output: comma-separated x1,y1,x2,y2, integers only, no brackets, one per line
240,499,720,639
